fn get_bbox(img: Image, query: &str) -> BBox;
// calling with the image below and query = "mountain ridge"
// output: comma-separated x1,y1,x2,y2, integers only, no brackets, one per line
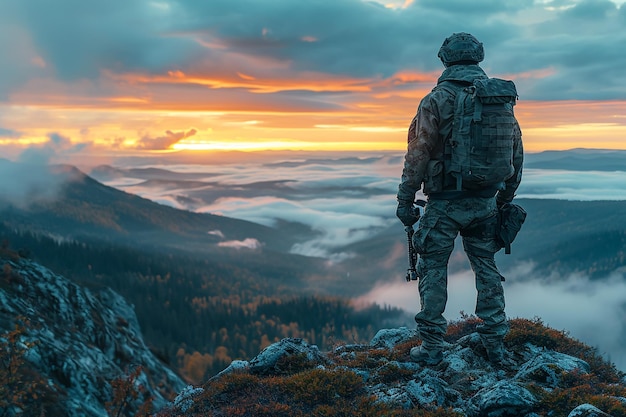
0,160,302,255
524,148,626,171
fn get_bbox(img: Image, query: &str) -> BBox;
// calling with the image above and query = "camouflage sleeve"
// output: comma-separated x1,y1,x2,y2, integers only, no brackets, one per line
497,121,523,205
397,97,440,202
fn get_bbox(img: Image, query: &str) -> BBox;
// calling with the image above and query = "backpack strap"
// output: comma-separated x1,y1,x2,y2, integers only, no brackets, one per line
436,81,470,191
471,85,482,122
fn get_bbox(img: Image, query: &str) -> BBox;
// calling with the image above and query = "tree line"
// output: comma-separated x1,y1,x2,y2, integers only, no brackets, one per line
0,225,403,381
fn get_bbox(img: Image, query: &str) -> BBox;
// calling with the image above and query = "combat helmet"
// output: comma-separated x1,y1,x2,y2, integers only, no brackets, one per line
437,32,484,67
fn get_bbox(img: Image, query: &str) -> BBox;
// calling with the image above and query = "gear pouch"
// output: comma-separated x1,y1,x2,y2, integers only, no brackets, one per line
423,160,444,194
497,203,527,254
412,212,439,254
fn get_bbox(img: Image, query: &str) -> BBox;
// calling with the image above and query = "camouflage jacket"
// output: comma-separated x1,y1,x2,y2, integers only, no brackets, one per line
397,64,523,205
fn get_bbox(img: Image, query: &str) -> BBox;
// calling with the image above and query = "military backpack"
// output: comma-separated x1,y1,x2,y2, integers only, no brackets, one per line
439,77,518,191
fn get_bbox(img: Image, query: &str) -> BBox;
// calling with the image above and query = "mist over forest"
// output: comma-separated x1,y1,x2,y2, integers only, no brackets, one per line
84,149,626,371
2,149,625,374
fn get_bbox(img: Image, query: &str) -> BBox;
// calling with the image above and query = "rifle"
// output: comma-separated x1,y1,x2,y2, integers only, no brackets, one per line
405,199,426,282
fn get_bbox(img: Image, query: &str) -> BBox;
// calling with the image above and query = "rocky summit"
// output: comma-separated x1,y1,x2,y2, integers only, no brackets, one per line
158,324,626,417
0,256,186,416
2,254,626,417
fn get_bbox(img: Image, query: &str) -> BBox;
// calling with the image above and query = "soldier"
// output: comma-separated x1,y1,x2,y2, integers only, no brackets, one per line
396,33,524,366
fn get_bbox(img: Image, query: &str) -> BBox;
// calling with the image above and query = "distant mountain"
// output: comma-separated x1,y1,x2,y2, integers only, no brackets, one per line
525,148,626,171
4,158,625,295
0,255,185,416
498,198,626,276
90,164,220,181
0,161,301,255
0,161,405,381
329,197,626,296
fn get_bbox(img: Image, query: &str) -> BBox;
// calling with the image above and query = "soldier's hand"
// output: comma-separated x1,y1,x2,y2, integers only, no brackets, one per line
396,200,419,227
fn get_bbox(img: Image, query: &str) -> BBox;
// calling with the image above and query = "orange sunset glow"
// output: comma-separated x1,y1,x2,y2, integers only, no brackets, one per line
4,78,626,157
2,0,626,162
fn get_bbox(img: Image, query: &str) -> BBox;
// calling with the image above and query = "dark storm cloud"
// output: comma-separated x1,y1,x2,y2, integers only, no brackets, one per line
563,0,616,18
2,0,626,100
417,0,529,14
3,0,199,81
175,0,417,76
174,0,530,76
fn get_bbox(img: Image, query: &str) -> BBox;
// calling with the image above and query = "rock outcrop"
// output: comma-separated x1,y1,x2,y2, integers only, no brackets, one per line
160,326,626,416
0,257,186,416
2,255,624,417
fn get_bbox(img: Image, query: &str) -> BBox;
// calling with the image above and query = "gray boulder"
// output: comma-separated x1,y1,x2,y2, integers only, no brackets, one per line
515,348,590,388
248,337,327,375
370,327,418,349
468,380,537,417
568,404,613,417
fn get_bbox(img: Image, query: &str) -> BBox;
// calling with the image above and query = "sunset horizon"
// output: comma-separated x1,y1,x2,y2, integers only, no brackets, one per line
2,0,626,162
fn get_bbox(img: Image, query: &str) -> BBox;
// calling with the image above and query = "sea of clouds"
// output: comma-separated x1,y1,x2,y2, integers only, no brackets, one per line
356,263,626,372
86,151,626,370
97,152,626,258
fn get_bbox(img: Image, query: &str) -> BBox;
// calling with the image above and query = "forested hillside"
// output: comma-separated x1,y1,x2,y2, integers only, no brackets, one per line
0,226,404,381
0,161,301,254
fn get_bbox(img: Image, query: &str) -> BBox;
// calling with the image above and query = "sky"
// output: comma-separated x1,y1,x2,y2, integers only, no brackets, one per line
2,0,626,161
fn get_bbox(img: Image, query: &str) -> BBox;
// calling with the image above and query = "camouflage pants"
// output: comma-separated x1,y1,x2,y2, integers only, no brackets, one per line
411,197,508,350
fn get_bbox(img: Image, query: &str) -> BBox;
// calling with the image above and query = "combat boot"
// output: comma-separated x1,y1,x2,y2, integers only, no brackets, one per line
410,345,443,366
481,337,515,368
479,334,502,359
486,345,505,364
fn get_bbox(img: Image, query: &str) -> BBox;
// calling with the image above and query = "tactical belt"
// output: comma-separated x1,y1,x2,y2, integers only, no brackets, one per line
427,188,498,200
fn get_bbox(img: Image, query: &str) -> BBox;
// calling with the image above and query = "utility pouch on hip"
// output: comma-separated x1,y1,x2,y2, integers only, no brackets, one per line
496,203,527,254
423,160,444,194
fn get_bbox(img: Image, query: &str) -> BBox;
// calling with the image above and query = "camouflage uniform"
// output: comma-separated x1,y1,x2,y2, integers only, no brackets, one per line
397,64,524,355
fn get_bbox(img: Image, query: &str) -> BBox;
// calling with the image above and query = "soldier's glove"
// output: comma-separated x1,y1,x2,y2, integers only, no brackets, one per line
396,200,419,227
496,192,514,209
496,197,510,209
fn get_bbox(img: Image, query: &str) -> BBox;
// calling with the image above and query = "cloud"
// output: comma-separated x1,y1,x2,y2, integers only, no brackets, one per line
98,152,626,262
92,151,626,372
218,238,262,250
355,264,626,372
517,169,626,200
4,0,626,158
418,0,530,14
563,0,617,19
0,160,80,207
0,132,87,206
3,0,626,103
138,129,197,150
203,194,394,259
208,230,225,238
3,0,197,82
17,132,90,166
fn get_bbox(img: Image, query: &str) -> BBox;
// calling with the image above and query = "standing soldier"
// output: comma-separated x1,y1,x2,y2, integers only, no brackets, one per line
396,33,524,366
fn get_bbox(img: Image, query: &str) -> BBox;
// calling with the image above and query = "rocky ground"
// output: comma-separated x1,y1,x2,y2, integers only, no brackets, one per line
2,254,625,416
0,257,186,416
158,322,626,417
